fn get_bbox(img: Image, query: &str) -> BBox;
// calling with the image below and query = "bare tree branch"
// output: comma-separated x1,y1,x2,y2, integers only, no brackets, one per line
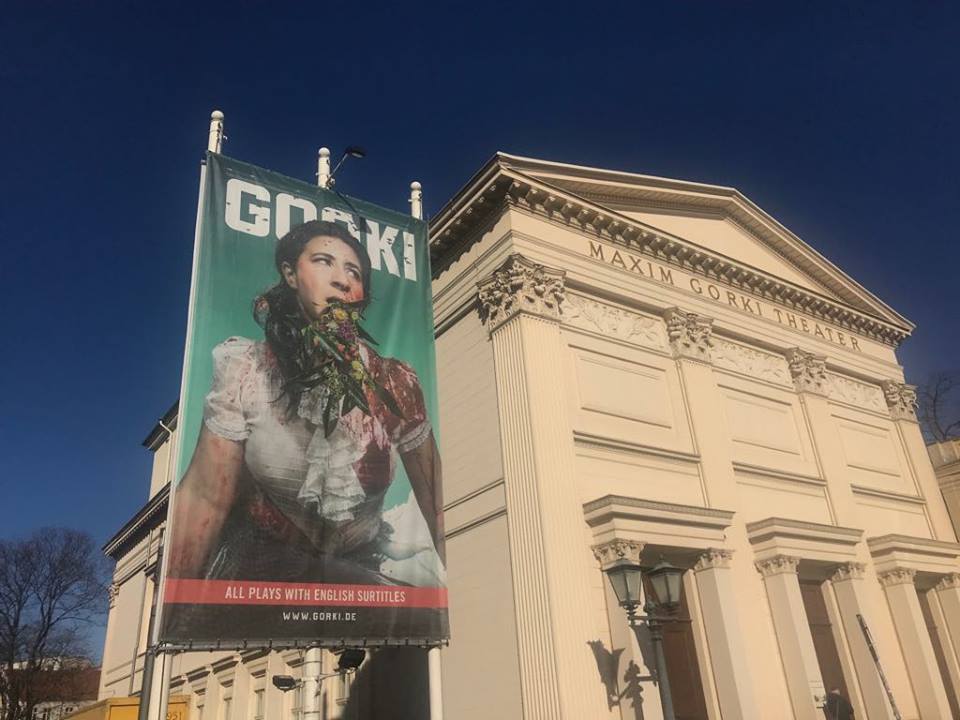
918,371,960,444
0,530,108,720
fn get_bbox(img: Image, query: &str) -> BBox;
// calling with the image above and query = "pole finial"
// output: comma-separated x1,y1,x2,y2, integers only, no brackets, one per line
207,110,225,153
409,181,423,220
317,147,332,188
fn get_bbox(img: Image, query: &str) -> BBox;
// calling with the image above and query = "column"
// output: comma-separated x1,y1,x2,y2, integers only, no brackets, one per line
878,569,953,718
754,556,826,719
693,549,760,720
593,540,665,720
828,563,896,720
927,577,960,713
478,255,606,720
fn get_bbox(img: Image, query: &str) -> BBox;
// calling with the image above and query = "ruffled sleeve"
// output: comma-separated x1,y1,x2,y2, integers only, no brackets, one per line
381,358,432,454
203,337,256,441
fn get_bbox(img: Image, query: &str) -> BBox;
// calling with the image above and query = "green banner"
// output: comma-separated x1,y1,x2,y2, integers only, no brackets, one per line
159,153,447,646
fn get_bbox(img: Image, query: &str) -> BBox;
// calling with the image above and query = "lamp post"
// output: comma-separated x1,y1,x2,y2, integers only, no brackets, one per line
603,556,685,720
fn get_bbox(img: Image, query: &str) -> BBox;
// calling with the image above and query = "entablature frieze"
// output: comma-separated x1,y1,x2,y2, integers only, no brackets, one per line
867,533,960,577
584,495,734,559
746,517,863,566
431,171,911,348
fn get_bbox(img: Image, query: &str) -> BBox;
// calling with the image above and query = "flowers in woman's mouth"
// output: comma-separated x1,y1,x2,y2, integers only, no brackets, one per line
299,300,403,437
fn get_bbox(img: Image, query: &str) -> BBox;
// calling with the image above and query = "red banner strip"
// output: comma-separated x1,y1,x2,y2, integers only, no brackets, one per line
164,579,447,608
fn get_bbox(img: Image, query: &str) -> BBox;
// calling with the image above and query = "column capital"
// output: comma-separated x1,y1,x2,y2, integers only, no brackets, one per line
877,567,917,588
694,547,733,571
829,562,866,583
663,307,714,362
787,348,829,396
107,581,119,609
592,539,644,569
755,554,800,577
881,380,918,422
477,254,566,332
936,573,960,591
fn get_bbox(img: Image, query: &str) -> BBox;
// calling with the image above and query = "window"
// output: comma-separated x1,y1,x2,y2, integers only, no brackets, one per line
252,689,265,720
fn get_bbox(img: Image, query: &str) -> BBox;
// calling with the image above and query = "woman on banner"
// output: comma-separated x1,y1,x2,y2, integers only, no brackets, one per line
166,220,444,586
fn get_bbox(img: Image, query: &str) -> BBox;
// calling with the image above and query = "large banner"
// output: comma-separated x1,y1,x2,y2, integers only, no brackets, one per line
158,153,447,646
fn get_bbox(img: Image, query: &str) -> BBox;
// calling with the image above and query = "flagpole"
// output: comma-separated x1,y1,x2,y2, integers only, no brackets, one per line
145,109,223,720
409,179,443,720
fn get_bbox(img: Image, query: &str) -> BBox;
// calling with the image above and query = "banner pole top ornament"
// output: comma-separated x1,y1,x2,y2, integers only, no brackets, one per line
318,147,332,188
207,110,224,154
410,181,423,220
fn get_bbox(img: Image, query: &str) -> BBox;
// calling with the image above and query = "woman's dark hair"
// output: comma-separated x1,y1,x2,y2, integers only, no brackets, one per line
254,220,372,412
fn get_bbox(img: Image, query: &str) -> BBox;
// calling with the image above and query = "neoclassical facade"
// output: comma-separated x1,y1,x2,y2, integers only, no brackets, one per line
432,154,959,720
100,154,960,720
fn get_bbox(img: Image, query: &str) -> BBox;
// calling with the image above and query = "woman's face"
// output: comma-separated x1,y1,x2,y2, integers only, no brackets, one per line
282,235,365,320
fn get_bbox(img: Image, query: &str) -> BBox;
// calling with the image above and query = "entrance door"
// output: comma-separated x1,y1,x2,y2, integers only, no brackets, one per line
799,580,849,703
644,575,709,720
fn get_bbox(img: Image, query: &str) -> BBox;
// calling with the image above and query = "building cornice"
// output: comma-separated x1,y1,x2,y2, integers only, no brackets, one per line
142,402,179,451
430,155,913,348
102,483,169,560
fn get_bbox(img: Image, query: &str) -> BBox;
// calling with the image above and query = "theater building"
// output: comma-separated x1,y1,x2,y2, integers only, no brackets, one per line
100,153,960,719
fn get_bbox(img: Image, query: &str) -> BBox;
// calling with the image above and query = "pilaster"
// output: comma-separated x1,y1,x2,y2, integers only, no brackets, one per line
754,556,826,719
478,254,605,719
693,549,760,720
827,563,897,720
882,381,956,541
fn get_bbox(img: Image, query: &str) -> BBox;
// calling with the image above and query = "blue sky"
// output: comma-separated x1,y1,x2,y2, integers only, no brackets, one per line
1,1,957,654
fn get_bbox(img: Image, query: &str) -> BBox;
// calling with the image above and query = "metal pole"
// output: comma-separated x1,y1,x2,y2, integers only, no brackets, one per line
318,148,331,189
409,178,442,720
136,540,164,720
646,621,675,720
857,614,903,720
302,648,322,720
627,606,675,720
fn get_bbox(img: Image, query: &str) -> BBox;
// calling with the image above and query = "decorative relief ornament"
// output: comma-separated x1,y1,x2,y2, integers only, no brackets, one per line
877,568,917,587
562,294,667,351
826,373,886,413
663,308,714,362
755,555,800,577
592,539,644,569
881,381,919,421
108,582,120,608
936,573,960,591
786,348,829,395
477,254,565,332
829,562,866,583
694,548,733,571
712,339,791,385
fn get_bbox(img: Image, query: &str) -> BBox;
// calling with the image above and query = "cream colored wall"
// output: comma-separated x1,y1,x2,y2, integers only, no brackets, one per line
147,428,176,499
100,534,157,700
432,214,523,718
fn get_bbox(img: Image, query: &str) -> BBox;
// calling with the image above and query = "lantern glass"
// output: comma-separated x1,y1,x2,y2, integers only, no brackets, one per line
605,563,643,609
646,559,684,610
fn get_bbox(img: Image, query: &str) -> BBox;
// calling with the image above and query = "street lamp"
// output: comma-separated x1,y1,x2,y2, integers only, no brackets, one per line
603,556,684,720
328,145,367,186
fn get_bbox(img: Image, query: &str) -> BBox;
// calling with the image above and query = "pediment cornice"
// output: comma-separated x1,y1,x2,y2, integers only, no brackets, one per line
430,158,912,347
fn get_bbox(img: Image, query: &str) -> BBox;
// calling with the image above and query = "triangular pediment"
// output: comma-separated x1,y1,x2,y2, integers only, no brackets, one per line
494,153,910,331
430,152,913,346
